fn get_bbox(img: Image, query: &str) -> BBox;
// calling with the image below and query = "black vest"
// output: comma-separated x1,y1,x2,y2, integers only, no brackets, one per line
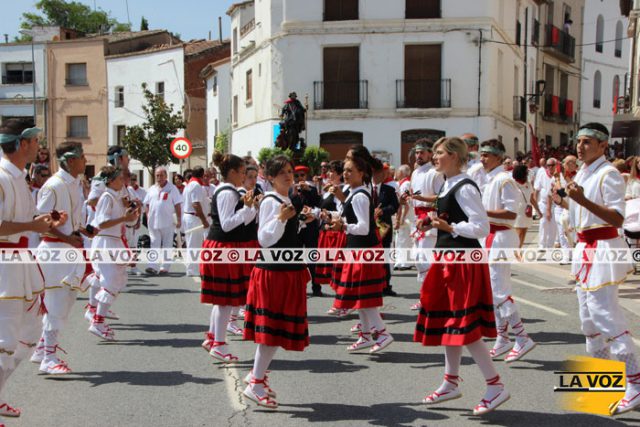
255,194,305,271
435,178,482,249
237,188,258,242
208,186,245,242
343,189,379,248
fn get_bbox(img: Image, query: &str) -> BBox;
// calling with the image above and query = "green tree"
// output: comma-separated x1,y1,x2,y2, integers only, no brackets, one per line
214,131,229,155
19,0,129,36
122,83,186,180
257,147,293,166
300,146,330,176
140,16,149,31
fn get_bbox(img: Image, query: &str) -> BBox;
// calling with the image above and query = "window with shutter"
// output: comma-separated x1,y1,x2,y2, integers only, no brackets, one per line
405,0,440,19
404,45,442,108
323,46,359,109
324,0,358,21
66,63,87,85
68,116,88,137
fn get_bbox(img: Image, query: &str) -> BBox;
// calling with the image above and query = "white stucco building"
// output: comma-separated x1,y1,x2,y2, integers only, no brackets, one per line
106,45,185,186
0,41,47,130
227,0,541,164
202,58,232,164
580,0,630,131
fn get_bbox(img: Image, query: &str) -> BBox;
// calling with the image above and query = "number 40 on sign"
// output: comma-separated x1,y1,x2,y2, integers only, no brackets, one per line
170,137,192,159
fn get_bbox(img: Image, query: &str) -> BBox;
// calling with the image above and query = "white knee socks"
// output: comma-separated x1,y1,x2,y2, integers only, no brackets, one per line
43,329,59,363
213,305,233,344
253,344,278,380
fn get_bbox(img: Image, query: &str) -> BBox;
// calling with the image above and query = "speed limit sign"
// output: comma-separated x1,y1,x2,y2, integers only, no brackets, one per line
170,137,192,159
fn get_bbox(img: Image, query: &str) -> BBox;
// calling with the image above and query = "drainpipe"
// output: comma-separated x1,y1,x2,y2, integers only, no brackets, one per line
478,29,483,117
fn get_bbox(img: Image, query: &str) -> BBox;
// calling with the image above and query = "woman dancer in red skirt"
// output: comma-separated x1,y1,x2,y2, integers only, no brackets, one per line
200,153,257,363
243,155,314,409
330,155,393,353
413,137,509,415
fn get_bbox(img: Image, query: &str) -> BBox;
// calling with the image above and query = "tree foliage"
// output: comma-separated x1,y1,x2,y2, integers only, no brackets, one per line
19,0,130,36
257,147,293,166
122,84,186,180
140,16,149,31
214,131,229,155
300,146,330,176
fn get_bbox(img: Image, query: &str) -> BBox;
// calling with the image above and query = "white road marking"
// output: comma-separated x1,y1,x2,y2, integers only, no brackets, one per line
514,296,569,317
512,277,548,290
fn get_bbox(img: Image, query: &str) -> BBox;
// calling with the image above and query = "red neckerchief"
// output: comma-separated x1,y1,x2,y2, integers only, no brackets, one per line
564,170,577,180
399,178,409,186
132,184,139,190
31,183,41,190
189,177,204,185
383,177,393,184
545,168,553,178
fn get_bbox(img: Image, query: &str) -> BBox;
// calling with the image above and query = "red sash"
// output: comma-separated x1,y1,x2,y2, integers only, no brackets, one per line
576,227,619,283
414,206,435,219
486,224,510,249
0,236,29,250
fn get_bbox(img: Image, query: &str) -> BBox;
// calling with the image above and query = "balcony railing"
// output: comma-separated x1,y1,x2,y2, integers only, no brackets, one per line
513,96,526,122
544,24,576,62
543,94,574,123
313,80,368,110
65,78,88,86
396,79,451,109
2,75,33,85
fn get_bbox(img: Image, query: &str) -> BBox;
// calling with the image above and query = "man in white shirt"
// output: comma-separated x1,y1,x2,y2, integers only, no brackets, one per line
480,139,536,362
34,141,95,375
182,166,210,276
0,120,59,418
534,158,558,248
393,164,413,270
555,123,639,415
143,167,182,275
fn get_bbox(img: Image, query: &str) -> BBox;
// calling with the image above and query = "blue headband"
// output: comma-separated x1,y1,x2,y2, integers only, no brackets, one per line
577,128,609,142
479,146,505,156
108,148,128,165
57,145,84,165
0,127,42,150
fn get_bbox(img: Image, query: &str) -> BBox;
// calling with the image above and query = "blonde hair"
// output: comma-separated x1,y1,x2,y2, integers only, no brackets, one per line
612,158,627,174
433,136,468,168
629,156,639,180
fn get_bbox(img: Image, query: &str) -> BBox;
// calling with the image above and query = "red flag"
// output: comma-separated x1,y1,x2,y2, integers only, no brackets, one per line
529,124,541,165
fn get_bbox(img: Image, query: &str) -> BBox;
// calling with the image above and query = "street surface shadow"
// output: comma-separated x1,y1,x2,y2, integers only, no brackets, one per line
528,331,585,345
466,409,636,426
268,358,368,374
368,351,475,367
505,357,565,372
125,288,196,296
50,370,219,387
113,323,204,334
279,402,448,426
110,338,201,348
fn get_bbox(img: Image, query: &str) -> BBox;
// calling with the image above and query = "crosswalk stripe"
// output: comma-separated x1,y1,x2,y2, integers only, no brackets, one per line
514,296,569,317
512,277,548,290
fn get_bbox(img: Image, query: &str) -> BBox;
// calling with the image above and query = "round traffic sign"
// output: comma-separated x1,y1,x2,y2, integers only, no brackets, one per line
170,137,192,159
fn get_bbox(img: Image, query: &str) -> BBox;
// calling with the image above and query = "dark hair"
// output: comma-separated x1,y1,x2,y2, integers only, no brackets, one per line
99,165,121,184
213,151,246,179
183,168,193,181
415,138,433,150
328,160,344,175
512,164,529,182
246,165,258,174
191,166,204,179
0,117,36,154
347,145,381,182
346,156,373,184
265,155,293,179
32,164,50,178
480,139,507,156
579,122,610,139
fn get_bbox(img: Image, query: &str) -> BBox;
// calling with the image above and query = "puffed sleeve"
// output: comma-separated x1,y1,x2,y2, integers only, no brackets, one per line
36,185,56,215
452,183,489,239
94,194,114,227
601,169,626,218
345,192,370,236
501,178,522,214
218,189,253,232
258,196,287,247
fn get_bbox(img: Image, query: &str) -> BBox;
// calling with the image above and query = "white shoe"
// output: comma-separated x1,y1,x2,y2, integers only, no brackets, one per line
226,322,243,336
238,308,246,319
611,380,640,415
30,348,44,364
201,332,215,352
350,323,362,334
39,358,72,375
504,338,537,363
209,342,239,363
243,382,278,409
0,402,21,417
489,340,513,359
422,388,462,405
88,317,115,341
473,387,510,415
347,333,375,352
84,307,95,322
370,331,394,354
243,372,276,398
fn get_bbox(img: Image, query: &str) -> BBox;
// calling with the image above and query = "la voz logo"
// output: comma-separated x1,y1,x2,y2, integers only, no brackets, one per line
554,356,626,416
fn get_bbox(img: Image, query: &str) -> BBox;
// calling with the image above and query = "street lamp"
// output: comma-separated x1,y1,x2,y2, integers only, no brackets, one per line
19,29,37,124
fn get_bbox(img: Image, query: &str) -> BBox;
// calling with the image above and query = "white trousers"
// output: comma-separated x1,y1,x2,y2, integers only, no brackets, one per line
43,287,78,332
553,207,571,251
148,227,175,271
414,234,436,284
485,229,519,318
0,299,42,370
578,286,637,358
538,203,557,249
393,224,412,268
183,215,206,276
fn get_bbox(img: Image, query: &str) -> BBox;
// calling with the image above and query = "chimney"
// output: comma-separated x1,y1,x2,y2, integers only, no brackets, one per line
218,16,223,42
208,30,211,40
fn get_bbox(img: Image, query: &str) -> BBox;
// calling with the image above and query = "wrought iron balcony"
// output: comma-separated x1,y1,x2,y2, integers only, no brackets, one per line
543,94,574,123
544,24,576,63
513,96,526,122
396,79,451,109
313,80,368,110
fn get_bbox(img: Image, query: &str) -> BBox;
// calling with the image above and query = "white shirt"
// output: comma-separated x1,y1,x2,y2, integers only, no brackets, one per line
534,169,555,206
215,183,256,232
570,156,626,231
468,162,488,193
95,188,126,237
482,166,521,227
37,168,84,235
128,184,146,202
342,186,370,236
0,157,35,242
144,182,182,229
258,191,290,247
625,177,640,200
439,173,489,239
411,164,444,208
182,179,206,215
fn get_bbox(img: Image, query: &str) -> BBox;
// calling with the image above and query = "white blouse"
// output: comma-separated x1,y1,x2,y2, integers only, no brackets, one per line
438,173,489,239
215,183,256,232
258,192,290,248
342,185,370,236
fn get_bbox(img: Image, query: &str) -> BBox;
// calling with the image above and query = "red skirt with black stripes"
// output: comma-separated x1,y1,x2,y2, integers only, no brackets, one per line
331,244,386,309
200,239,254,305
414,262,496,346
315,230,345,285
243,266,311,351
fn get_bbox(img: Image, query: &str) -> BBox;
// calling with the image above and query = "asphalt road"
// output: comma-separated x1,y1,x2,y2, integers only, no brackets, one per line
5,231,640,427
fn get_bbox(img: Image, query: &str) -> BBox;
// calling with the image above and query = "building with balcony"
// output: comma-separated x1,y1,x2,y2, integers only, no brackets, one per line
202,56,232,164
0,41,47,133
579,0,629,139
531,0,584,150
227,0,541,164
